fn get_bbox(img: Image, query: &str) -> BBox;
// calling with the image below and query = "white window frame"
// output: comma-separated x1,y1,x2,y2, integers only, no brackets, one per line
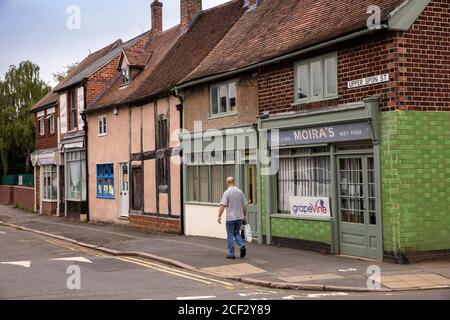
294,53,338,104
121,67,131,86
98,115,107,136
39,117,45,136
47,114,55,134
42,165,57,201
209,80,238,118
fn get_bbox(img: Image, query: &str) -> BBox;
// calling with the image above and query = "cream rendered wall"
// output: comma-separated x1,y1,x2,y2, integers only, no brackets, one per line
142,103,155,152
185,204,227,239
131,107,141,154
144,159,157,213
88,107,130,225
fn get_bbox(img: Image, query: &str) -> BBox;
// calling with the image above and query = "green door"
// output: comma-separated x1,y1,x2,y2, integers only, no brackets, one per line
338,156,381,259
243,164,258,237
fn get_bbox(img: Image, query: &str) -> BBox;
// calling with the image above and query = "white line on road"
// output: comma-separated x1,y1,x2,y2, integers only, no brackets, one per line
307,292,349,298
0,231,6,235
177,296,216,300
338,268,357,272
51,257,93,263
0,261,31,268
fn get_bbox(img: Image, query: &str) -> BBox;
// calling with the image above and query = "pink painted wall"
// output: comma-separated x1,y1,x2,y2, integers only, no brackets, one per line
87,107,130,224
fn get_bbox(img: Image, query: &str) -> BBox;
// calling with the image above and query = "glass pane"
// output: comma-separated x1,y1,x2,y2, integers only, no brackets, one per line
211,87,218,115
211,166,222,203
69,161,81,200
311,60,323,99
229,83,236,112
199,167,209,203
219,85,228,113
247,166,257,205
51,167,57,199
325,57,337,96
187,167,197,202
297,64,309,100
339,158,364,224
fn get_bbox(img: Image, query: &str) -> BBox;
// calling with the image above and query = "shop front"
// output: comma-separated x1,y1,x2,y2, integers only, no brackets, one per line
181,125,260,240
258,97,383,260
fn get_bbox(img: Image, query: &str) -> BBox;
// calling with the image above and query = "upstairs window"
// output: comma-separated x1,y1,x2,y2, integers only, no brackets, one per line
68,88,77,131
47,114,55,134
121,67,131,86
295,54,338,103
39,117,45,136
98,115,107,136
210,81,237,117
156,114,168,150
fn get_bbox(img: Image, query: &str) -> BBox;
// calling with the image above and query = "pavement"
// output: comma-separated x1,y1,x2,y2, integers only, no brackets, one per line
1,204,450,295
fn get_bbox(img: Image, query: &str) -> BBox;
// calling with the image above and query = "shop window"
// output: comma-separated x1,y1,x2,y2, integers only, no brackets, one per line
68,88,77,131
98,115,107,136
277,154,331,214
66,151,86,201
43,165,57,200
210,81,237,117
96,163,114,199
295,54,337,103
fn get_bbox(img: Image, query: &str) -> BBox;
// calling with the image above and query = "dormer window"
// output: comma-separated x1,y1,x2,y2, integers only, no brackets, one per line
121,67,131,86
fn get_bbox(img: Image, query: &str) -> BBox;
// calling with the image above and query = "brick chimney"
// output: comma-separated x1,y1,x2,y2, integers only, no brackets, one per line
151,0,163,35
180,0,202,30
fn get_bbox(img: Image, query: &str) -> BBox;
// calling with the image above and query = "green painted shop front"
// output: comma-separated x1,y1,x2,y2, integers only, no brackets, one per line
257,97,384,260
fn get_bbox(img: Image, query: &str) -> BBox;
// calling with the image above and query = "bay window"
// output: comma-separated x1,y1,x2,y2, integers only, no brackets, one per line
295,54,338,103
43,165,57,200
66,151,86,201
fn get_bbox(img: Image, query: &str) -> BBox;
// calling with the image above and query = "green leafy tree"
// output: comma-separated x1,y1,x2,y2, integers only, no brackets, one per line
52,62,79,83
0,61,50,175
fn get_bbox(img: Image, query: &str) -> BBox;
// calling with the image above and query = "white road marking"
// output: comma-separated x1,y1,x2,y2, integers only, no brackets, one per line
282,295,303,300
0,231,6,235
239,290,278,297
338,268,357,272
51,257,93,263
1,261,31,268
307,292,349,298
176,296,216,300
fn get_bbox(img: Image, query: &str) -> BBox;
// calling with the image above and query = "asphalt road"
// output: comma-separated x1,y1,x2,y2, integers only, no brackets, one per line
0,225,448,300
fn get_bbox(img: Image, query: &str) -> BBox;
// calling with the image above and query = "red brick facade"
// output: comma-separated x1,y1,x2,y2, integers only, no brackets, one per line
34,106,59,150
41,201,57,216
129,214,181,234
86,56,121,106
258,0,450,115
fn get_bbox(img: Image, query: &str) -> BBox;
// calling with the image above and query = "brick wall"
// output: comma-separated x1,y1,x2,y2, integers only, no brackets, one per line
41,201,57,216
258,0,450,115
86,56,121,106
35,166,40,211
0,185,34,212
381,111,450,260
35,107,59,150
129,214,181,234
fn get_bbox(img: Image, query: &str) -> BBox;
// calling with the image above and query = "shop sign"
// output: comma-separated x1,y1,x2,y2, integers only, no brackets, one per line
269,122,372,147
289,197,331,218
347,73,389,89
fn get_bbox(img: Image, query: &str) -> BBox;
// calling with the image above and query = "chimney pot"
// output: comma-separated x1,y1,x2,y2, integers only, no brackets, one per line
151,0,163,35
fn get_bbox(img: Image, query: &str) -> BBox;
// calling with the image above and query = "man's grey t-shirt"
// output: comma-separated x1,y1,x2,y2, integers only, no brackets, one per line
220,186,248,222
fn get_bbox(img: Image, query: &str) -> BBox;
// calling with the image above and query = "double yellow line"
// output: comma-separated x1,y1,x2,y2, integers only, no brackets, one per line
46,238,233,287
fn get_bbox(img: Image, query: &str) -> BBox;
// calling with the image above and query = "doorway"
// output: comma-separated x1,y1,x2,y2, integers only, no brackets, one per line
243,164,258,238
337,156,381,259
119,163,130,218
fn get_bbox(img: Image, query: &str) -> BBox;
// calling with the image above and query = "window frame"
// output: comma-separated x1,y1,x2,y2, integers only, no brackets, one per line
68,88,78,131
294,53,338,104
98,115,107,136
209,80,238,118
39,117,45,136
96,163,115,199
66,151,86,202
157,157,169,193
121,67,131,86
42,165,57,201
156,114,168,150
47,113,55,134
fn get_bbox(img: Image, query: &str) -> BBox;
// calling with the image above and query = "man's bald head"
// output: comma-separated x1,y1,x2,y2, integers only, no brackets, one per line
226,177,236,188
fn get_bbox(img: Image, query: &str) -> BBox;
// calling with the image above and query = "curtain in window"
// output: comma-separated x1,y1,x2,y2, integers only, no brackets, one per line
278,156,331,213
69,161,81,200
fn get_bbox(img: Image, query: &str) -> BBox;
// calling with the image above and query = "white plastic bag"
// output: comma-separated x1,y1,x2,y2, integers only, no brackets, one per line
244,224,252,243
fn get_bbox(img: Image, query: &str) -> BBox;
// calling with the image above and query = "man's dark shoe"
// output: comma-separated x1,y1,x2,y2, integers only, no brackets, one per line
226,256,236,260
240,247,247,258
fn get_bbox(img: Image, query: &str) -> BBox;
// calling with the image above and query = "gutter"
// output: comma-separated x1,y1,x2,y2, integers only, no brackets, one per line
174,88,185,236
174,24,389,91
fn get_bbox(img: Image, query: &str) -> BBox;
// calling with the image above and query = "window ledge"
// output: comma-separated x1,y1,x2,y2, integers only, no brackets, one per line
96,196,115,200
208,111,238,120
185,201,220,207
270,213,331,222
42,199,58,203
98,133,107,138
292,96,339,107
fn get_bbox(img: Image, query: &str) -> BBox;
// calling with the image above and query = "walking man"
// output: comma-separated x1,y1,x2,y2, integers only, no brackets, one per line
217,177,248,259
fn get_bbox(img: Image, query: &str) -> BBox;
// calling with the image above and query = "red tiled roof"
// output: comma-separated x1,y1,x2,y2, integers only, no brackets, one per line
182,0,405,83
123,48,153,68
88,0,245,112
30,90,58,112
